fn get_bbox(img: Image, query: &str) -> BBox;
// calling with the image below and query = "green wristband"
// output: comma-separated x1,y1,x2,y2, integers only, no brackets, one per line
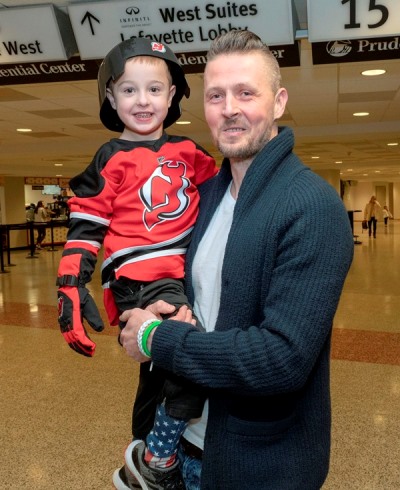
142,320,161,357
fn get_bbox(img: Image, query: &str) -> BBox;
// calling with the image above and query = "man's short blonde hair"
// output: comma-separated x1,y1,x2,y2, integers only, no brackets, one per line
206,30,282,94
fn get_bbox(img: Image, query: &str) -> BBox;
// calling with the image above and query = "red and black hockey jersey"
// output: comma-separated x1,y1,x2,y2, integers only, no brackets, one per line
65,133,217,290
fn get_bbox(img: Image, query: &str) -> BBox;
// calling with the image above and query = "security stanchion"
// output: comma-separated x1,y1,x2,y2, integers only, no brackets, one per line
27,222,39,259
0,225,10,273
47,221,58,252
5,225,16,266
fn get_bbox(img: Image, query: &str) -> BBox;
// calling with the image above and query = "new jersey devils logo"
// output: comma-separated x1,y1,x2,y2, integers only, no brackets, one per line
139,157,190,230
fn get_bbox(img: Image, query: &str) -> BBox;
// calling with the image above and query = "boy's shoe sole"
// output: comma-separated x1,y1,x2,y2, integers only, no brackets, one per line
124,440,185,490
112,465,141,489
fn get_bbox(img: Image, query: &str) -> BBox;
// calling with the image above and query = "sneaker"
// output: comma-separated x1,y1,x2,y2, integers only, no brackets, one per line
125,440,185,490
113,465,141,489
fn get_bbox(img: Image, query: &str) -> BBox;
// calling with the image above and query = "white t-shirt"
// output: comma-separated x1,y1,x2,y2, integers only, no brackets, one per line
183,183,236,449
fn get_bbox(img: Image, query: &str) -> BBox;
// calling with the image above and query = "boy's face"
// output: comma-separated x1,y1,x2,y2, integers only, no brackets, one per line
106,56,176,141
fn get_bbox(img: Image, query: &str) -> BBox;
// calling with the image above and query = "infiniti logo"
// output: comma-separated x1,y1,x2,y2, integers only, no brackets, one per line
326,41,352,57
126,6,140,15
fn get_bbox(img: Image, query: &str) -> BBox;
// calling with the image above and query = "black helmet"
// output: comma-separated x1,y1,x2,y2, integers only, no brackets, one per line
98,38,190,131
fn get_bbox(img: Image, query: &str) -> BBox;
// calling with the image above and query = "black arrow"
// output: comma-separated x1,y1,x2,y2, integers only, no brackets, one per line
81,11,100,36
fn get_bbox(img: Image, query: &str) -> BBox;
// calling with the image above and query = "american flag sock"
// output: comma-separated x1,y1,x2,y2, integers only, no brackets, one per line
145,403,188,469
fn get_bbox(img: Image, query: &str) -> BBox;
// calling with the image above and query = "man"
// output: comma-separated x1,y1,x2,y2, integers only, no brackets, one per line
120,30,354,490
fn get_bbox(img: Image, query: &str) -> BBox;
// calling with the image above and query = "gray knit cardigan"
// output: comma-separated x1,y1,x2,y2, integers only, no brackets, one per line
152,127,354,489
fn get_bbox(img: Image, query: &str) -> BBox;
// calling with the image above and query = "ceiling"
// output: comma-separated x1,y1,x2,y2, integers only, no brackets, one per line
0,0,399,183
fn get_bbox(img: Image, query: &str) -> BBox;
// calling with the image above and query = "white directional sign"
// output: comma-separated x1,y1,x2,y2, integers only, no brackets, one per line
68,0,296,59
308,0,400,42
0,5,78,63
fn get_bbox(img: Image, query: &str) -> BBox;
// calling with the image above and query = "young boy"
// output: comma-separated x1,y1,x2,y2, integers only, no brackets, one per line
56,38,217,489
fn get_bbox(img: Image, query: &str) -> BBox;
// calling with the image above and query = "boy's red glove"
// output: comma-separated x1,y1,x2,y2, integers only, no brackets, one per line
57,286,104,357
57,248,103,357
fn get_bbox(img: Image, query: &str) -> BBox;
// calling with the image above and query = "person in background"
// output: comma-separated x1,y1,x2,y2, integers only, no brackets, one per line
34,200,48,249
119,30,354,490
364,195,381,238
55,37,217,490
25,203,35,222
56,195,69,219
48,195,60,218
382,205,393,226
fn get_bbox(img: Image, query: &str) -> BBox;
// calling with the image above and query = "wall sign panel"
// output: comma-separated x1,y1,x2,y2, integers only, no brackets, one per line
0,5,77,63
68,0,297,59
308,0,400,42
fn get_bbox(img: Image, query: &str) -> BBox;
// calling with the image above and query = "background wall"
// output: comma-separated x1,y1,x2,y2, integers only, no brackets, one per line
25,187,60,208
0,186,4,225
313,169,341,195
343,181,395,220
392,183,400,219
4,177,27,248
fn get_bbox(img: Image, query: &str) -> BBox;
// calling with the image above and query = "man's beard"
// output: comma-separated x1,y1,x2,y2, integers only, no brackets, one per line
217,128,272,160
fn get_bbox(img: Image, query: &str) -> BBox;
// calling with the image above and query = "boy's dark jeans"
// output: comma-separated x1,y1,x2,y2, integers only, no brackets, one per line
109,276,205,438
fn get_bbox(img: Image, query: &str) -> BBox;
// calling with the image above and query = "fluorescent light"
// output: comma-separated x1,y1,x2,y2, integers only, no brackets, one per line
175,121,191,125
353,112,369,117
387,142,398,146
54,163,63,166
335,161,342,164
17,128,32,132
311,156,320,159
361,69,386,76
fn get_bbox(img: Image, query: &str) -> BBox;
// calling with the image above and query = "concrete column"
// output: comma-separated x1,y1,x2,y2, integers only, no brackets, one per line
4,177,27,248
392,182,400,219
312,169,341,195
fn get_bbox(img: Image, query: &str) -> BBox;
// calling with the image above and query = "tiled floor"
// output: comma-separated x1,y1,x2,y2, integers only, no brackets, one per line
1,220,399,489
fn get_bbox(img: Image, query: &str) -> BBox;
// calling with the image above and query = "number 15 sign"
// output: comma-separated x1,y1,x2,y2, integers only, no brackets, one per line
307,0,399,42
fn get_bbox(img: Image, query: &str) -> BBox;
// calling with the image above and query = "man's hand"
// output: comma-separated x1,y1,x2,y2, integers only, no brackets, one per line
57,286,104,357
119,302,195,361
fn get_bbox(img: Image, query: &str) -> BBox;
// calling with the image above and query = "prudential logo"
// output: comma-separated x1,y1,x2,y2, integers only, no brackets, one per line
326,40,352,57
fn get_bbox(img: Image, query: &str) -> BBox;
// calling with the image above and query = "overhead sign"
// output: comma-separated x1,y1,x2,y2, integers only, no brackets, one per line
179,42,300,74
0,5,78,64
308,0,400,43
312,35,400,65
0,57,101,85
0,41,300,86
68,0,296,59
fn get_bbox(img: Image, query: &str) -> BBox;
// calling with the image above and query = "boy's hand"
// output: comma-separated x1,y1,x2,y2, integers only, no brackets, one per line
57,286,104,357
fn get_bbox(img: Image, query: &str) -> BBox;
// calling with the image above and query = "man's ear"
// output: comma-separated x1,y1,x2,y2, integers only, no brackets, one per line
106,87,117,110
274,87,288,120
